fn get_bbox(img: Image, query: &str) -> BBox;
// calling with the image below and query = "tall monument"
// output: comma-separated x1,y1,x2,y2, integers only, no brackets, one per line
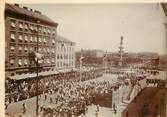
118,36,124,67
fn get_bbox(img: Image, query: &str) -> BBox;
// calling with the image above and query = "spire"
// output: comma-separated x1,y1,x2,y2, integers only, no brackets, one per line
118,36,124,67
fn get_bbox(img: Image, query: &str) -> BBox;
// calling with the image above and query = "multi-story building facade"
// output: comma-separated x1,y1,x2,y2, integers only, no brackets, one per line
55,35,75,70
5,3,75,79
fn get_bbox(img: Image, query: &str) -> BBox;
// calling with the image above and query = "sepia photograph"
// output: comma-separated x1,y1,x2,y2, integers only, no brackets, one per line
3,1,167,117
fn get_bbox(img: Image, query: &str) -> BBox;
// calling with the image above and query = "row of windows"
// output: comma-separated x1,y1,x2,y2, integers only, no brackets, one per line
10,45,56,54
9,46,75,57
10,19,56,35
10,32,55,44
57,61,74,68
57,54,74,59
57,45,74,52
9,58,75,68
9,58,56,66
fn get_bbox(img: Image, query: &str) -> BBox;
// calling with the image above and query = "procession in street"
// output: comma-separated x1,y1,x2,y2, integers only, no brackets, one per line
5,65,166,117
4,2,167,117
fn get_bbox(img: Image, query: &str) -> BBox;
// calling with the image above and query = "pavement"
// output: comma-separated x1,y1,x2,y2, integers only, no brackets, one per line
79,104,122,117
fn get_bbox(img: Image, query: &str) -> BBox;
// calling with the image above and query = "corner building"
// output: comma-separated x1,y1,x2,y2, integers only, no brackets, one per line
5,3,75,80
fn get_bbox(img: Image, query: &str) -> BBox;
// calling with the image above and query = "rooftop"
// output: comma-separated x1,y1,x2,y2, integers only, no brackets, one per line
5,3,58,26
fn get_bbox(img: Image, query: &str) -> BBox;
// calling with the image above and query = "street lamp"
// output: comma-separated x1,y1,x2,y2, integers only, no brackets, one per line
35,20,41,117
28,20,41,117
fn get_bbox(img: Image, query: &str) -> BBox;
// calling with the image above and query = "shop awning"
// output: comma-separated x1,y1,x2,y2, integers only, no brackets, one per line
8,71,59,80
7,68,77,80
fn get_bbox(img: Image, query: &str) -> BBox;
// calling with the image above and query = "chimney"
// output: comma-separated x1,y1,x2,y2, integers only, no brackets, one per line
23,6,28,10
14,4,19,7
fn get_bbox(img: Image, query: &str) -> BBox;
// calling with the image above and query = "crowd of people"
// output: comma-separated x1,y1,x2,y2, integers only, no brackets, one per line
5,66,161,117
32,67,152,117
38,79,116,117
5,68,103,109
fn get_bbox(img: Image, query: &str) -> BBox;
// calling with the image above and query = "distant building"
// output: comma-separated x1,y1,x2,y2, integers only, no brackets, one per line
81,49,104,58
76,49,104,66
5,3,75,80
95,50,105,58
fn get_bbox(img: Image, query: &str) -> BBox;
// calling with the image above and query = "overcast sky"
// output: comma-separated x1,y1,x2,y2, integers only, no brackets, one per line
22,4,167,54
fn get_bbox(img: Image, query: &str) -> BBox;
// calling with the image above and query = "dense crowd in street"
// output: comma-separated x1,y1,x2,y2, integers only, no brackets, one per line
5,66,162,117
38,79,115,117
5,68,103,108
31,68,154,117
